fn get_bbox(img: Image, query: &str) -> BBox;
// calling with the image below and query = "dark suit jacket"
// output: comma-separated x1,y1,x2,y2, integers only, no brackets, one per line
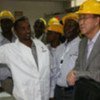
74,33,100,82
74,77,100,100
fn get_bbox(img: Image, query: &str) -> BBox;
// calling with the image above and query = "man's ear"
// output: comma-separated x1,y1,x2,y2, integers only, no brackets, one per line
95,17,100,26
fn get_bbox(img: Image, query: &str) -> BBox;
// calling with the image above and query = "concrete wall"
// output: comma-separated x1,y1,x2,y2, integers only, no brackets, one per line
0,0,66,28
71,0,85,7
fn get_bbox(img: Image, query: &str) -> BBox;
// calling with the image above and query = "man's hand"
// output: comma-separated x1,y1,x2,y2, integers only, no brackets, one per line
67,70,77,86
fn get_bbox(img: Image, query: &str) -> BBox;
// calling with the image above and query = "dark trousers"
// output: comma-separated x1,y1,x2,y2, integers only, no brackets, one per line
54,85,74,100
1,77,13,94
74,77,100,100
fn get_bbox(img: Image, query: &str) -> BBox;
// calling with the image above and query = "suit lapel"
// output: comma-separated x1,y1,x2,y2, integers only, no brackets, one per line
82,38,88,70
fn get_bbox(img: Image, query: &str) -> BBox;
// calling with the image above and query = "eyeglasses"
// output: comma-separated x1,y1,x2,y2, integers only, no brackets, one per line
78,16,95,22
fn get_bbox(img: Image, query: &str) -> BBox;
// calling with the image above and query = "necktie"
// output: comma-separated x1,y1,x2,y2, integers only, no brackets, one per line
87,40,93,59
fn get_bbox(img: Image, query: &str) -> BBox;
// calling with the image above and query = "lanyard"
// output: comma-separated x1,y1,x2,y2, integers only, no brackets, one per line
56,43,69,78
59,43,69,68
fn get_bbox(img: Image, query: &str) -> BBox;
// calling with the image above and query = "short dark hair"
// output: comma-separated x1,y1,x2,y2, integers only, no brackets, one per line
14,16,28,30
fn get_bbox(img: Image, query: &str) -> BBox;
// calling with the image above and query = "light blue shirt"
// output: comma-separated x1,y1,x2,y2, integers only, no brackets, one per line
87,30,100,59
47,44,58,97
50,37,81,97
56,37,81,87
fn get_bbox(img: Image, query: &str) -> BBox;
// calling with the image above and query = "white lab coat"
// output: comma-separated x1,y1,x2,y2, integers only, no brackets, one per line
0,38,50,100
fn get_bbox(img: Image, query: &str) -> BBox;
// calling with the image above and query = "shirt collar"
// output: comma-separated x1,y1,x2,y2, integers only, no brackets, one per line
64,36,80,47
88,30,100,44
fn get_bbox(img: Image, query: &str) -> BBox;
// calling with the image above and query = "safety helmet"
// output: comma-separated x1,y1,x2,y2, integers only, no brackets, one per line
47,23,63,36
48,17,59,26
34,18,46,28
39,18,47,26
0,10,15,22
76,0,100,15
62,13,78,25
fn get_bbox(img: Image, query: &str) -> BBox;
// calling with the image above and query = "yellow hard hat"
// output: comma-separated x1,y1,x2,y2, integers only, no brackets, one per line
76,0,100,15
47,23,63,35
39,18,47,26
62,13,78,25
48,17,59,26
0,10,15,22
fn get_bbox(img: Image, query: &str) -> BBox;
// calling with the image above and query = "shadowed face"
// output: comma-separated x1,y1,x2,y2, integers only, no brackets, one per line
0,18,13,32
15,19,31,41
46,30,60,43
64,19,80,41
33,20,45,38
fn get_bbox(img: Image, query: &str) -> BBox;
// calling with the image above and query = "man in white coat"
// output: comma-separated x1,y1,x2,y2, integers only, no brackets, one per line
0,16,50,100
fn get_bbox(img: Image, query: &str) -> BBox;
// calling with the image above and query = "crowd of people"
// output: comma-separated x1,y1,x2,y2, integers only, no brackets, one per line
0,0,100,100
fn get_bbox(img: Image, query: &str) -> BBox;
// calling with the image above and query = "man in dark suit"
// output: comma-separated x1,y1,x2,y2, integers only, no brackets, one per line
67,0,100,91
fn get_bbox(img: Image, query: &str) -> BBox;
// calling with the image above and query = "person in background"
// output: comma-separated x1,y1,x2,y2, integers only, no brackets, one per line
33,18,47,44
0,10,16,94
67,0,100,87
54,13,81,100
0,16,50,100
48,17,59,26
0,10,16,42
46,22,63,100
47,17,65,43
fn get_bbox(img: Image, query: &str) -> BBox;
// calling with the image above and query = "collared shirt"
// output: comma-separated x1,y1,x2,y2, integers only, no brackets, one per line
47,44,58,97
55,37,81,87
49,37,81,97
38,33,47,44
87,30,100,59
0,32,10,45
0,32,16,86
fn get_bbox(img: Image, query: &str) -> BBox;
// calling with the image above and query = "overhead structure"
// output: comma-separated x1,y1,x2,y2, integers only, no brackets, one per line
14,0,68,1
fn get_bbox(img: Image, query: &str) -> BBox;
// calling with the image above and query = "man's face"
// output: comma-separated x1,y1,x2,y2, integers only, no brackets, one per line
64,19,79,39
33,21,45,38
46,30,59,43
78,14,99,37
34,26,44,38
15,20,31,41
0,18,13,32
